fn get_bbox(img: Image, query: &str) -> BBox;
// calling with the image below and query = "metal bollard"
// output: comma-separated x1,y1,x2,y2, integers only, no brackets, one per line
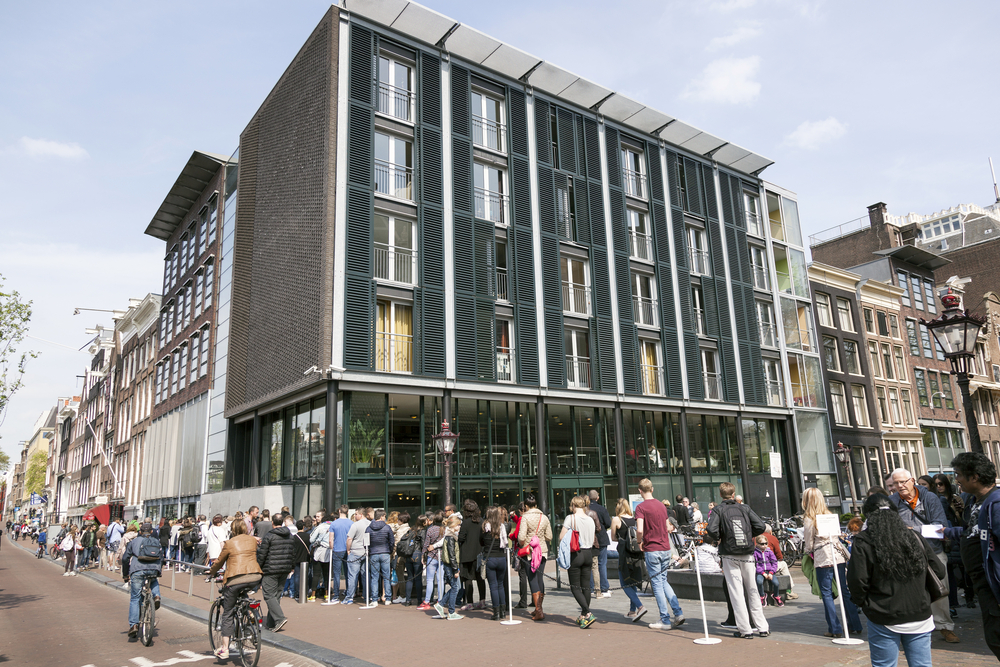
171,562,176,591
299,562,308,604
188,566,195,597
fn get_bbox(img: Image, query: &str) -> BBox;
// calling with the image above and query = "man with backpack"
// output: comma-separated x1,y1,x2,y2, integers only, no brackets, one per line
636,479,685,630
192,515,209,568
706,482,768,639
122,522,163,639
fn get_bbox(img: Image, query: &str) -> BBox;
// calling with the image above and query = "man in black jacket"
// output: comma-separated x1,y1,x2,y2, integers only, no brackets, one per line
588,490,613,597
257,513,295,632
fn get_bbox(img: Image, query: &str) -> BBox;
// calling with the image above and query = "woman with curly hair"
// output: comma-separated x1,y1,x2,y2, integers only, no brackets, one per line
848,494,944,667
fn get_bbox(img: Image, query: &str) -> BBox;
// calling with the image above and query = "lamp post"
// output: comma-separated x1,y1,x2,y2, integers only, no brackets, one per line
432,420,459,508
834,441,859,516
922,291,986,454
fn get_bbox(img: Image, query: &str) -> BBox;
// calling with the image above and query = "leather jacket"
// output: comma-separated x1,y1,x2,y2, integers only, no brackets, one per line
209,534,263,583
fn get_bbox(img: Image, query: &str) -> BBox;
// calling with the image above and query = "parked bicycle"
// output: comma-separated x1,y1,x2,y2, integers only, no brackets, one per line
209,584,262,667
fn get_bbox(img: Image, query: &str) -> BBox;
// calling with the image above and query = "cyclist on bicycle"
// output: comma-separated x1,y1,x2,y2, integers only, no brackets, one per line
122,522,163,639
36,526,47,558
208,517,262,660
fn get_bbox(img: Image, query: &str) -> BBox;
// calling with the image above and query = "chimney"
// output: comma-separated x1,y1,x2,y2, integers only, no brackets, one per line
867,202,887,229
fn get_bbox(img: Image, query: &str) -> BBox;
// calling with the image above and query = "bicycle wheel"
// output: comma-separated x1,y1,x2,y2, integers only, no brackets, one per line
781,539,799,567
236,609,261,667
208,599,224,651
140,592,155,646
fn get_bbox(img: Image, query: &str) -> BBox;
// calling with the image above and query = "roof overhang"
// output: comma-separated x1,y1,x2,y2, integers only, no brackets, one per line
144,151,234,242
342,0,773,176
873,245,951,271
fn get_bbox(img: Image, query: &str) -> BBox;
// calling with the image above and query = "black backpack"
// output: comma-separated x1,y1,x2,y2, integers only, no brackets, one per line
399,529,422,556
619,517,642,557
718,503,754,555
136,536,163,563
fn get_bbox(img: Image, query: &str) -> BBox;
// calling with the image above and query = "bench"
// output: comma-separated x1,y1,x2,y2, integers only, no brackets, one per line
665,569,792,602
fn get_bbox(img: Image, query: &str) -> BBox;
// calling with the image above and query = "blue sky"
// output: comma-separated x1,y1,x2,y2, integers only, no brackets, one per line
2,0,999,462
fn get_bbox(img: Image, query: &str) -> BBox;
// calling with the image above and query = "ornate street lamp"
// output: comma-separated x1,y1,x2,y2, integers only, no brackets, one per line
432,421,459,508
922,291,987,454
834,441,859,516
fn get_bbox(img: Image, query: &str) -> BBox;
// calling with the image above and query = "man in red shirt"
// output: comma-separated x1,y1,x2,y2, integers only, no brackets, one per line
635,478,685,630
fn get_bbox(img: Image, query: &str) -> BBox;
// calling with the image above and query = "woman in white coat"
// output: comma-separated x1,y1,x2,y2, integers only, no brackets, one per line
205,514,231,581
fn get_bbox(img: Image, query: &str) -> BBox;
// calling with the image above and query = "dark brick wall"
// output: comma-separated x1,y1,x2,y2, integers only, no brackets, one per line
933,238,1000,308
226,6,339,417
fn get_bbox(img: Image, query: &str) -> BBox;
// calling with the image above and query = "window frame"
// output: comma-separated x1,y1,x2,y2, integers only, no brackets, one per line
830,381,850,425
851,385,870,428
373,213,417,285
837,298,854,332
815,293,833,327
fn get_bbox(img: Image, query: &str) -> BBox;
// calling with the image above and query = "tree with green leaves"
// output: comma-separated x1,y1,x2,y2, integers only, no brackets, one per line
0,273,37,434
0,448,9,473
24,450,47,496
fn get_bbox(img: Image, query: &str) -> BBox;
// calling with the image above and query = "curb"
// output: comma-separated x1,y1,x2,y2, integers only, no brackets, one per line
5,536,380,667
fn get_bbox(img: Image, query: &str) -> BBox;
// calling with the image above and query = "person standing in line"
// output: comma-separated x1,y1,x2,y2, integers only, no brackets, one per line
889,467,957,643
327,506,353,603
706,482,768,639
848,494,943,667
801,487,862,638
610,498,647,622
245,506,259,535
343,508,372,605
107,518,125,570
943,453,1000,659
61,525,79,576
402,515,426,605
509,503,529,609
457,499,486,610
934,473,974,611
561,495,597,629
254,510,273,542
588,490,612,599
674,495,690,528
193,515,210,569
635,479,684,630
79,525,94,569
256,513,295,632
391,512,411,604
366,509,396,605
205,515,230,581
309,513,334,601
691,502,704,524
417,512,445,610
481,506,509,621
434,515,464,620
516,493,553,622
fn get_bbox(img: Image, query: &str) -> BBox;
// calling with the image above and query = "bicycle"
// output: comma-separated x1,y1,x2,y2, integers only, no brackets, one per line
209,584,262,667
138,576,156,646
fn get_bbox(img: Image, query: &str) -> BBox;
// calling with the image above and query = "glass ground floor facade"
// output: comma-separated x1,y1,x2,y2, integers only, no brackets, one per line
221,386,800,528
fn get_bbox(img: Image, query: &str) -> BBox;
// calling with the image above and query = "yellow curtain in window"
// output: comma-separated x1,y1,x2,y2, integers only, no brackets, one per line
394,304,412,371
643,342,658,394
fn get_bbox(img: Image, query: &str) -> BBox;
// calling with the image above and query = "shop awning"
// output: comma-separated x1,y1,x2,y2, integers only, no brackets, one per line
82,504,111,525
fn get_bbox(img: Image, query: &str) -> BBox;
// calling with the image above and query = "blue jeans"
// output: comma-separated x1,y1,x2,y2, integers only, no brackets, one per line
815,563,862,634
594,546,609,592
645,550,683,624
619,569,643,613
330,550,346,599
128,572,160,626
484,556,508,607
346,555,362,600
756,573,779,598
80,547,91,566
423,558,444,603
443,564,461,613
867,621,932,667
370,553,392,600
406,557,423,602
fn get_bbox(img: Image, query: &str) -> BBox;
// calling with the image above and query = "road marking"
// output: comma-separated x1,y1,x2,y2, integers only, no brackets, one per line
116,652,212,667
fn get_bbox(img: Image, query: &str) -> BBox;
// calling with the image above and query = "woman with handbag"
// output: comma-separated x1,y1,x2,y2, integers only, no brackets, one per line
559,495,597,629
457,499,486,610
610,498,647,622
481,505,509,620
802,487,862,637
61,525,79,576
517,493,553,621
848,494,944,667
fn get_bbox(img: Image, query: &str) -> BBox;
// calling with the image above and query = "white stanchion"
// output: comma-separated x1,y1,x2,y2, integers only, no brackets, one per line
321,556,337,605
501,547,521,625
829,541,864,645
361,545,378,609
692,546,721,645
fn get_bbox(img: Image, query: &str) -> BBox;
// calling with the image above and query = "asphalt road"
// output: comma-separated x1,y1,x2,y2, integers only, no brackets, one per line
0,534,324,667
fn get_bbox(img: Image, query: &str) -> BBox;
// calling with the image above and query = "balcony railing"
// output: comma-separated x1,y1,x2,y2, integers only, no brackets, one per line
377,82,413,122
689,248,710,275
496,267,509,301
374,244,416,285
758,322,777,347
623,168,647,199
629,231,653,262
704,373,723,401
474,188,509,226
642,364,664,396
566,355,592,389
375,160,413,201
634,295,658,327
752,265,769,290
746,211,764,236
561,281,592,316
473,115,507,153
765,379,784,406
497,348,515,383
375,332,413,373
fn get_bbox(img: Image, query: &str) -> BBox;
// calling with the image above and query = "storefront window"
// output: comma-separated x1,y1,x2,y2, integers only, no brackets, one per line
388,394,421,476
349,392,386,475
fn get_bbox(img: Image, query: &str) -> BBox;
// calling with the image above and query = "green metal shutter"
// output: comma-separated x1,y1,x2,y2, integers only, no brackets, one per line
417,53,445,378
534,99,551,165
344,275,375,370
516,304,539,386
556,108,576,174
509,89,528,157
455,294,477,380
476,298,496,381
454,215,474,288
538,164,556,236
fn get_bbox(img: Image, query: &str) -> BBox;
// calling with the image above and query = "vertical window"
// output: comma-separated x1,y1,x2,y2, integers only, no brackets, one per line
374,132,413,201
192,271,202,316
203,261,214,311
374,214,416,284
756,301,776,347
496,319,514,383
868,341,881,378
928,371,941,408
556,178,576,239
640,340,663,395
621,145,646,199
924,281,936,314
199,327,210,378
901,389,915,425
877,311,889,336
815,293,833,327
919,323,933,358
750,245,769,290
628,209,652,261
207,202,217,247
565,329,592,389
178,344,188,392
876,386,890,425
376,300,413,373
830,382,849,425
844,340,861,374
692,285,706,335
744,193,763,236
495,240,509,301
888,313,900,339
154,363,163,404
764,359,784,406
377,54,414,122
906,319,920,355
550,107,559,170
888,388,903,425
632,272,657,327
837,298,854,332
911,276,924,310
894,346,907,381
941,374,955,410
170,349,179,396
560,257,591,316
200,209,209,255
823,336,840,372
881,343,895,379
702,349,722,400
471,90,506,152
897,270,910,307
863,307,874,333
915,369,929,407
851,385,870,427
474,163,508,225
688,227,709,275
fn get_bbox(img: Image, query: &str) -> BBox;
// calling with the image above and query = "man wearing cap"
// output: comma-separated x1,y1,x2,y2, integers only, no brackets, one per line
122,522,163,639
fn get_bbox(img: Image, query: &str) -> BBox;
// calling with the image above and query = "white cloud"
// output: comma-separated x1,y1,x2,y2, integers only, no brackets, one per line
784,117,847,150
711,0,756,12
707,24,762,51
17,136,89,160
681,56,761,105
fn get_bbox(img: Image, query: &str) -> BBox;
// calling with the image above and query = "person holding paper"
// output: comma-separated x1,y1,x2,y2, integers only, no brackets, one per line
801,487,862,637
889,468,957,643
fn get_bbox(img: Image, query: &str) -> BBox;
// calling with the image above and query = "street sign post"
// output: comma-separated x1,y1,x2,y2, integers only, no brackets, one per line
770,450,782,523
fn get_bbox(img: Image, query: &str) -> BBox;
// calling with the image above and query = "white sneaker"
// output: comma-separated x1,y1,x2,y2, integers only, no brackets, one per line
600,591,612,598
63,572,70,577
648,622,672,630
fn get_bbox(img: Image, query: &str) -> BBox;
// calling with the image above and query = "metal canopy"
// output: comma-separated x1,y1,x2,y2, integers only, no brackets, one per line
874,245,952,271
144,151,230,242
346,0,773,176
